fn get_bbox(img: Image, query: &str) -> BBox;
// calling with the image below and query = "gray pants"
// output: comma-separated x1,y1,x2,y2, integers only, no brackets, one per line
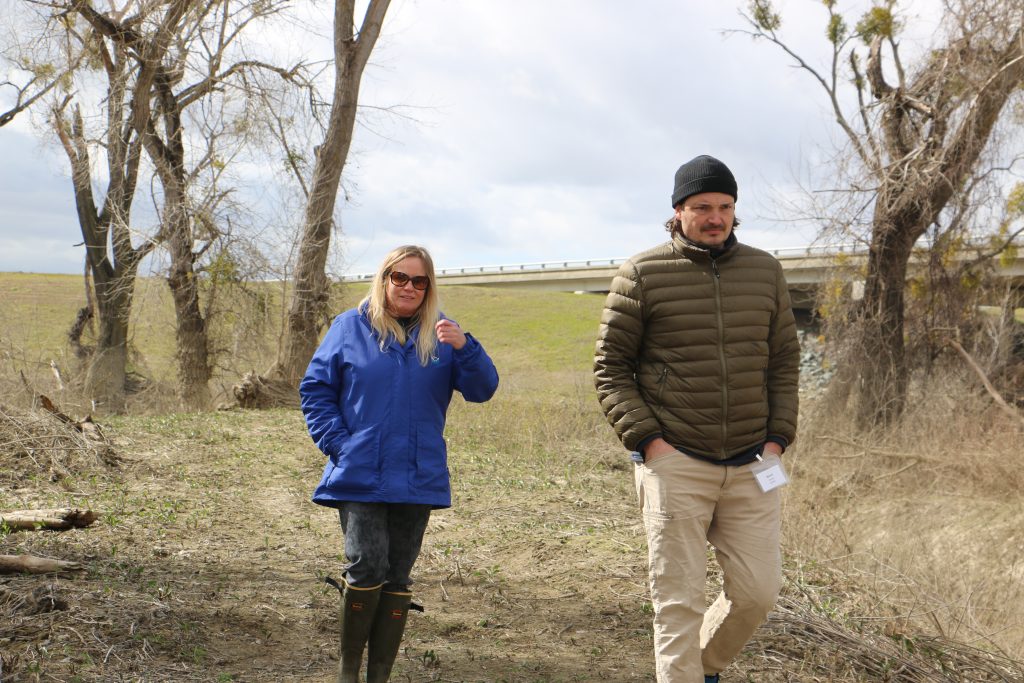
338,502,432,592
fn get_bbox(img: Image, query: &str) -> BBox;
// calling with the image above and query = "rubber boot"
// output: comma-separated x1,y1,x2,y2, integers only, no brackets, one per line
338,582,382,683
365,590,412,682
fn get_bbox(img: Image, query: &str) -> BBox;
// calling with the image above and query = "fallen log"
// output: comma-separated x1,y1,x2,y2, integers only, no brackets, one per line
0,508,99,531
0,554,83,574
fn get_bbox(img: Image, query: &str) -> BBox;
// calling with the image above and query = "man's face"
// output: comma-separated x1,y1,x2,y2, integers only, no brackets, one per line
674,191,735,248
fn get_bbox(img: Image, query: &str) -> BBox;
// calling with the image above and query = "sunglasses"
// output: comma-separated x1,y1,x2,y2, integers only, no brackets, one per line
388,270,430,290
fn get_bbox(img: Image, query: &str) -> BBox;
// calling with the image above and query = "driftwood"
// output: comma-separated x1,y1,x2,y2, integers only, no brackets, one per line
0,508,99,531
0,554,83,574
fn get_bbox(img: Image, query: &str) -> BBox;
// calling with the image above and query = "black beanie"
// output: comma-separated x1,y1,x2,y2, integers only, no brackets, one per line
671,155,737,208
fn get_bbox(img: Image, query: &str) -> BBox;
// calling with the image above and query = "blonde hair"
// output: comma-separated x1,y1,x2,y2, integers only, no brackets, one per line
361,245,440,365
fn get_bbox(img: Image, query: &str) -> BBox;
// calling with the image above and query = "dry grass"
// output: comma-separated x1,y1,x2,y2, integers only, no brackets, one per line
785,363,1024,661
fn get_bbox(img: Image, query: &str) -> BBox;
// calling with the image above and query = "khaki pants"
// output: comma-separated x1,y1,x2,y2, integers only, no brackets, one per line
635,452,782,682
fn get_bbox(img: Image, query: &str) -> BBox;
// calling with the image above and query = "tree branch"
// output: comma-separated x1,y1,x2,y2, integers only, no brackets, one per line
733,18,878,172
178,60,308,109
944,338,1024,428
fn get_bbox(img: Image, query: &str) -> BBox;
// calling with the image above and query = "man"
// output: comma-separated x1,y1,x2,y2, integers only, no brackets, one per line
594,155,800,682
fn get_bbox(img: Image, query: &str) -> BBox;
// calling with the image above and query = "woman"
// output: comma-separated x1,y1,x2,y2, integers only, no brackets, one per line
300,245,499,683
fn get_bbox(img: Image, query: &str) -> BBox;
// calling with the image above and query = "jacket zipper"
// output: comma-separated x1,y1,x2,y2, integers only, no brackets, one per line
656,365,669,401
711,257,728,458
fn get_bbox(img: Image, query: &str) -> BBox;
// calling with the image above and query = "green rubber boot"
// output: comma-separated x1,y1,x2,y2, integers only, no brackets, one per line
365,590,412,682
337,582,382,683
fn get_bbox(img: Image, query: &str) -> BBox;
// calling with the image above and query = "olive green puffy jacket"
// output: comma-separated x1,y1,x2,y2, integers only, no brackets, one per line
594,236,800,459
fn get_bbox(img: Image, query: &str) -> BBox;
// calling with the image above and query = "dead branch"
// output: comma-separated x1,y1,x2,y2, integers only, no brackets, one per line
1,508,99,531
38,394,74,425
0,555,84,574
945,338,1024,428
36,394,107,442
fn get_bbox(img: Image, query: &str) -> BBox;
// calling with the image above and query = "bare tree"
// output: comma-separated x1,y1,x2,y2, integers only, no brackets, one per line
742,0,1024,425
273,0,390,388
53,76,151,412
67,0,308,408
1,0,155,411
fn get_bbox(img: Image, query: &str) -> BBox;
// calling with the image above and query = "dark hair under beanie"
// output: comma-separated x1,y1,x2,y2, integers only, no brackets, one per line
671,155,738,208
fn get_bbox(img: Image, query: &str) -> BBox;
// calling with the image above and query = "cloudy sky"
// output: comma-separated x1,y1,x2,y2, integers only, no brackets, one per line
0,1,930,276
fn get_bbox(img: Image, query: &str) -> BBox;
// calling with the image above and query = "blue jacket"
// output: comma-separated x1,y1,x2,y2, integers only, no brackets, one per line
300,307,499,509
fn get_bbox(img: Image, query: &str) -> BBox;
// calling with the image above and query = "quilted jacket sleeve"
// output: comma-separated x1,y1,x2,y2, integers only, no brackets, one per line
593,261,661,452
766,263,800,445
299,317,351,458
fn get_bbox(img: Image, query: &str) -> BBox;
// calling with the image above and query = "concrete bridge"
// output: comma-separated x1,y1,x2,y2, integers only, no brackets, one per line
341,243,1024,312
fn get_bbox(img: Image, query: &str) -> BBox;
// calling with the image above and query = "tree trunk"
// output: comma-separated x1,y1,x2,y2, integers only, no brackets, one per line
854,211,917,426
271,0,390,391
84,266,137,412
166,206,213,409
280,223,332,385
53,62,148,414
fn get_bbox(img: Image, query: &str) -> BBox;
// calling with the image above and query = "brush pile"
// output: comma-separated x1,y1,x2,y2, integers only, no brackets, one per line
0,399,118,489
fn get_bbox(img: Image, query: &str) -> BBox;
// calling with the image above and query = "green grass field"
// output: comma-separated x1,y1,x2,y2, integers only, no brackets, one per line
0,273,606,404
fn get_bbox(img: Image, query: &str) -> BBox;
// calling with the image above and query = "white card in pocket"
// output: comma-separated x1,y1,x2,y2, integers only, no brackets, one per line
751,455,789,492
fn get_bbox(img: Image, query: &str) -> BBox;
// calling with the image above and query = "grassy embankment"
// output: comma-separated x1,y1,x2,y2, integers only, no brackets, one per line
1,272,1023,681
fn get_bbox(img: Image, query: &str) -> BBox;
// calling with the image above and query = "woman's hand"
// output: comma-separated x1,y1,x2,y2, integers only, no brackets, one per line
435,319,466,350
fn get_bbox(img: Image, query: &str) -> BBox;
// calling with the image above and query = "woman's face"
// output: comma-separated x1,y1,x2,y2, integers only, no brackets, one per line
385,256,429,318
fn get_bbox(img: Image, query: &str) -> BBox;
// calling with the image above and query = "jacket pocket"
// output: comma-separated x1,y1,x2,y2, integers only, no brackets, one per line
326,425,382,493
656,364,670,402
412,422,449,494
638,363,670,403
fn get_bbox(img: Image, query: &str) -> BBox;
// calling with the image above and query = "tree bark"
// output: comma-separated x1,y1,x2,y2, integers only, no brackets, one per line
128,0,214,409
85,266,139,411
855,209,917,425
164,198,213,408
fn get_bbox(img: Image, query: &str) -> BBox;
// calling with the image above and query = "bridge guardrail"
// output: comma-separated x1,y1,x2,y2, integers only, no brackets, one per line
338,244,867,282
338,239,1023,283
